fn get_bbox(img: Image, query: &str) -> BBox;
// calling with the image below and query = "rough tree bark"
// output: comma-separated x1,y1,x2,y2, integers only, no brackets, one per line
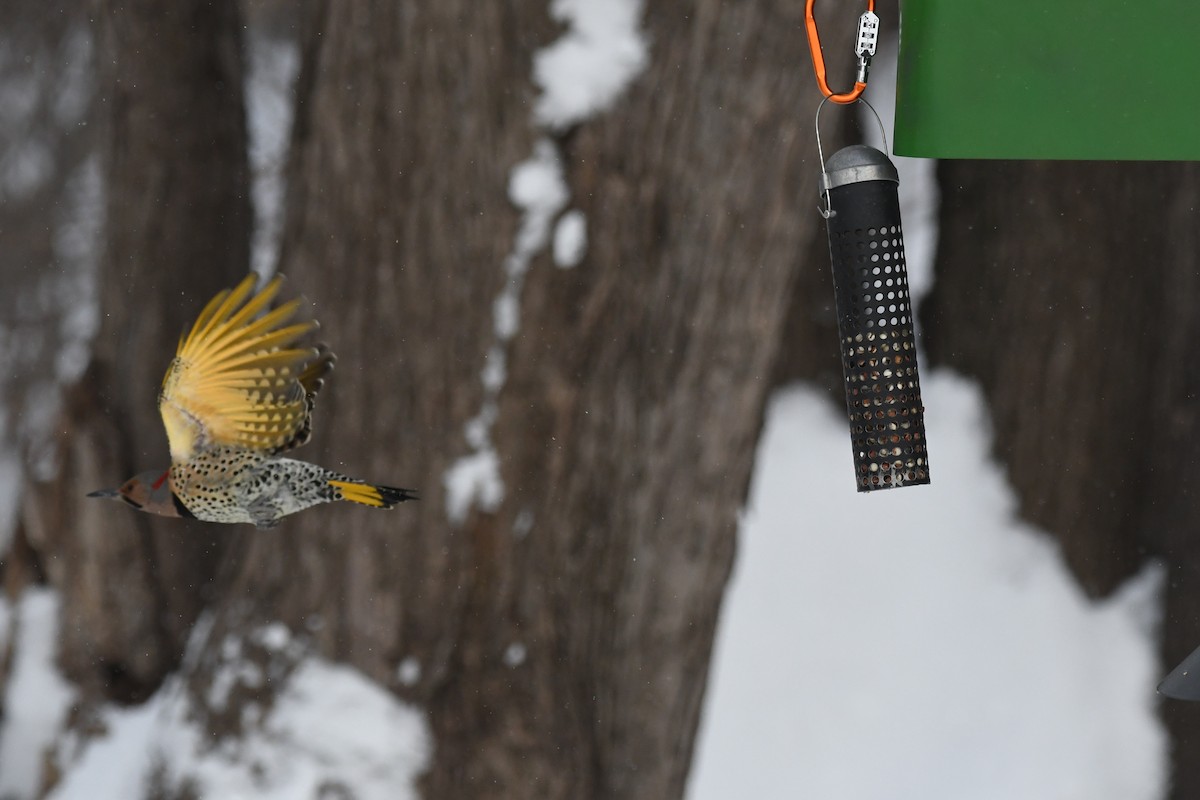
922,160,1200,798
175,1,842,799
6,0,250,720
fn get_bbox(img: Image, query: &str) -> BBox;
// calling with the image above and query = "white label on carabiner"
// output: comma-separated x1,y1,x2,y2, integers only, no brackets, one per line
856,11,880,58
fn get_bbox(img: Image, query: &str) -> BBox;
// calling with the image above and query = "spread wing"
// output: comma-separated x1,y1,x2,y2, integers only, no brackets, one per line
158,274,326,463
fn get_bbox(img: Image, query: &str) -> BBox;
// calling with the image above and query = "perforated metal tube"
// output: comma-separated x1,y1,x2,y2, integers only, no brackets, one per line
821,145,930,491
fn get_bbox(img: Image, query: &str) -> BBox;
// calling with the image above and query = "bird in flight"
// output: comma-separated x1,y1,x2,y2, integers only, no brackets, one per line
89,274,416,528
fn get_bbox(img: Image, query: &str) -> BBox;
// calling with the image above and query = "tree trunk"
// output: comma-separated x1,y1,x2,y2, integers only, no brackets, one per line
922,159,1200,798
176,1,837,798
7,0,251,715
1144,163,1200,800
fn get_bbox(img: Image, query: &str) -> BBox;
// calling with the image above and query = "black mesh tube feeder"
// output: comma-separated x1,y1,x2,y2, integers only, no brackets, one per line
820,143,930,492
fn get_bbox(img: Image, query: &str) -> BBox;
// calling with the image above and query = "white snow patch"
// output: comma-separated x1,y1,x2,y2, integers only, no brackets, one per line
24,381,65,481
534,0,649,130
443,142,566,524
553,208,587,268
51,153,103,384
0,598,10,658
502,643,527,668
493,293,520,341
245,32,300,280
51,26,94,128
0,589,77,799
1,138,53,200
0,62,40,126
255,621,292,651
0,451,21,557
513,509,535,539
51,656,430,800
481,345,508,393
496,139,568,341
207,656,263,713
396,657,422,687
0,151,103,484
53,697,159,800
221,634,242,662
495,139,568,343
445,2,648,524
507,142,570,250
207,625,305,711
464,404,498,451
232,660,428,798
688,377,1167,800
181,612,216,671
443,448,504,526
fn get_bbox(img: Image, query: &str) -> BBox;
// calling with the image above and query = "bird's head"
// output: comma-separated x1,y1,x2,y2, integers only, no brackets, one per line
87,469,185,519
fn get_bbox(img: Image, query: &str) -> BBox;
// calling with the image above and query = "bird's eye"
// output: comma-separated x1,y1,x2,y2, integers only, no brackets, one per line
122,496,143,509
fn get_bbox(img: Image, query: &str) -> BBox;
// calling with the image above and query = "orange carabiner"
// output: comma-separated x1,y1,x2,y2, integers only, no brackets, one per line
805,0,877,104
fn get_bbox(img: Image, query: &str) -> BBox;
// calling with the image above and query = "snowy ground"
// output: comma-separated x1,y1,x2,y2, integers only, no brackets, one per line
0,597,430,798
45,623,429,800
687,376,1166,800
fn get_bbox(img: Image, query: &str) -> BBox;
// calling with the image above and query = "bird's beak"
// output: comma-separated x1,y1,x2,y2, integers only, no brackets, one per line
87,488,120,499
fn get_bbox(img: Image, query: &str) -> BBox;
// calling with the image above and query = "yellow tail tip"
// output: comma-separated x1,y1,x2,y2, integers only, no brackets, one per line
329,480,418,508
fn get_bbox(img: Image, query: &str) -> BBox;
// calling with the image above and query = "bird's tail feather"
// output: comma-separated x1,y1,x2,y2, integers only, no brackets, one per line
329,479,419,509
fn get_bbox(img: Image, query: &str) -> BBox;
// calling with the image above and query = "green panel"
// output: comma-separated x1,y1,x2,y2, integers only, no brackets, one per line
894,0,1200,160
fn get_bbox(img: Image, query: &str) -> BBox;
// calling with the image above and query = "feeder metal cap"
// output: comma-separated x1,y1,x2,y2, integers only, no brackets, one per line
820,144,899,193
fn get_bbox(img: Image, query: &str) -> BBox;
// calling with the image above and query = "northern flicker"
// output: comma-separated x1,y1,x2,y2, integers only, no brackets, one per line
88,274,417,528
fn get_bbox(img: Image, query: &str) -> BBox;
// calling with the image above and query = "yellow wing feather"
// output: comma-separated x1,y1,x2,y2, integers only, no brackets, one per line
159,275,323,462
